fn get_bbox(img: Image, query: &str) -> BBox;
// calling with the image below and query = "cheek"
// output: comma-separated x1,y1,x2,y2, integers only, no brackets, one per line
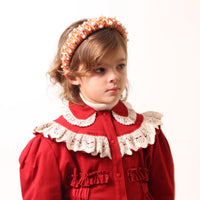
80,77,100,92
122,71,127,84
88,76,103,86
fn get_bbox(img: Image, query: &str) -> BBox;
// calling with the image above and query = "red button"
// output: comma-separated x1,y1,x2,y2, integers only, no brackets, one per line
111,140,115,144
116,173,121,177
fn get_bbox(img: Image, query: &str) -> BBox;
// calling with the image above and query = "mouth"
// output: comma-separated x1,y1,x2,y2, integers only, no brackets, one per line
106,87,120,93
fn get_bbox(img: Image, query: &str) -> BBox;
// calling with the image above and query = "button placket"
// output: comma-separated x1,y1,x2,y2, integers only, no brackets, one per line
100,109,128,198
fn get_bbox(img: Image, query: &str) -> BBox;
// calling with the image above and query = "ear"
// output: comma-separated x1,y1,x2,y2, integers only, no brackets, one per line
69,77,81,86
65,71,81,86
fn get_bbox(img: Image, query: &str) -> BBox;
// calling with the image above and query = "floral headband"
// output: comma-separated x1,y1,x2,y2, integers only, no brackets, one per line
61,16,127,74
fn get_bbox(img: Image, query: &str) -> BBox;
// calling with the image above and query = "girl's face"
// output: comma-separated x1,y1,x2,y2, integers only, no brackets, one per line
73,46,127,104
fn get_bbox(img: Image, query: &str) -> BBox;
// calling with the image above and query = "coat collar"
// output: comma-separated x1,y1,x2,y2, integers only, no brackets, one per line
34,108,163,159
63,100,136,127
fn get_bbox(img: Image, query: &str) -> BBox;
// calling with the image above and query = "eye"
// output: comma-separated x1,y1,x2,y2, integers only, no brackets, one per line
95,67,105,73
117,64,125,69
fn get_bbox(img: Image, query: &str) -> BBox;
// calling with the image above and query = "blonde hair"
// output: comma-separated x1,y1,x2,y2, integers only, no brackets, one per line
48,19,128,104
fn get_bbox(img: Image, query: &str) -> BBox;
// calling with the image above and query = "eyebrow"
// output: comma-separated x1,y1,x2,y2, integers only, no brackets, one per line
117,58,127,62
97,58,127,66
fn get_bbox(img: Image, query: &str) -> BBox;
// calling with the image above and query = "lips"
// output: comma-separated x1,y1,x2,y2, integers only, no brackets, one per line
106,87,120,93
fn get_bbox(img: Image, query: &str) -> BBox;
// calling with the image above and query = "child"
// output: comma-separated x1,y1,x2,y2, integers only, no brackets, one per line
19,17,175,200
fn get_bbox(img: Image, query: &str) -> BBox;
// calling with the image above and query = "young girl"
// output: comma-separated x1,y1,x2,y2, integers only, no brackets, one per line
19,17,175,200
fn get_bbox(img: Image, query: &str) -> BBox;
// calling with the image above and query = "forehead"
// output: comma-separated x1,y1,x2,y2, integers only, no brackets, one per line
98,45,127,65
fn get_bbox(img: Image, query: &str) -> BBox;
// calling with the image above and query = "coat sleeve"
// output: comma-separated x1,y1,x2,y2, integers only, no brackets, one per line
148,128,175,200
19,134,63,200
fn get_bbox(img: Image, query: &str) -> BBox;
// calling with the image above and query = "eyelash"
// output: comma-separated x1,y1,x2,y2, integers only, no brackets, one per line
117,64,125,69
95,64,126,73
95,67,105,73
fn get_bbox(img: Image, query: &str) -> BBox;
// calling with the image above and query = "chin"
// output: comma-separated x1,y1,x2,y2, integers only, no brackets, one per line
103,98,120,104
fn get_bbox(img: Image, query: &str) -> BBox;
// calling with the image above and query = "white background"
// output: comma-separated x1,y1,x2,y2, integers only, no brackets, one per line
0,0,199,199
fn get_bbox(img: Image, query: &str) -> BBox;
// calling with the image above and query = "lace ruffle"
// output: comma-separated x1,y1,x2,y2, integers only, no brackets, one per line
34,111,162,159
62,101,137,127
34,122,112,159
112,101,137,125
142,111,163,129
63,101,96,127
117,111,163,157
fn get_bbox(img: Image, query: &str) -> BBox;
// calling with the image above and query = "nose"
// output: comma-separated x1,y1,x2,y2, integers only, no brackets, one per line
108,69,119,83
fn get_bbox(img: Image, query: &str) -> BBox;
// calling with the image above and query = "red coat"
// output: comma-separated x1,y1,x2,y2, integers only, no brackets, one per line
19,101,175,200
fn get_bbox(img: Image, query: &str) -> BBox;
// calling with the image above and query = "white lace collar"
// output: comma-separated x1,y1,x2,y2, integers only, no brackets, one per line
34,111,163,159
62,100,137,127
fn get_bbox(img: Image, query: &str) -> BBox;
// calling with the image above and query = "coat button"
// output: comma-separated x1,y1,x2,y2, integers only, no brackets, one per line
103,112,107,116
116,173,121,177
111,140,115,144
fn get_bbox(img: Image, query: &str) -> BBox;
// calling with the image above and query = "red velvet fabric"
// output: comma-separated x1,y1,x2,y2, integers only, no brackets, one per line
19,101,175,200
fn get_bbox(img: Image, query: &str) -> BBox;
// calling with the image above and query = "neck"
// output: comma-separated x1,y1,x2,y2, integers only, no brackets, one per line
80,94,119,111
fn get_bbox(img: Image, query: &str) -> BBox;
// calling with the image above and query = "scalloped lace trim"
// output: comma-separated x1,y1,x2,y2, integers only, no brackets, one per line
34,122,112,159
62,101,96,127
112,102,137,125
62,101,137,127
34,111,162,159
118,111,163,157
